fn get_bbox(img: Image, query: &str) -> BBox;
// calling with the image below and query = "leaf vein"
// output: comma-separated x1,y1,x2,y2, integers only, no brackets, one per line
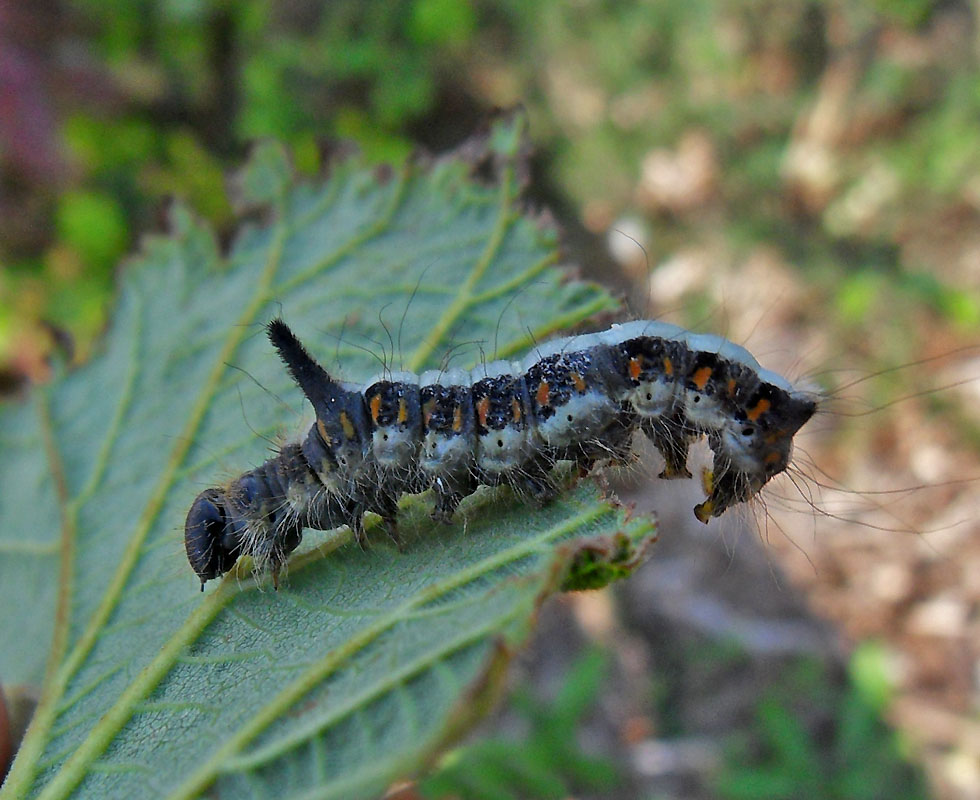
1,392,79,796
73,291,144,505
407,166,516,372
272,166,409,298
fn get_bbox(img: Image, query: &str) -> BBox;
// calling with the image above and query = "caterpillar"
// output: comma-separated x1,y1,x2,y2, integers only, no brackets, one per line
184,319,817,590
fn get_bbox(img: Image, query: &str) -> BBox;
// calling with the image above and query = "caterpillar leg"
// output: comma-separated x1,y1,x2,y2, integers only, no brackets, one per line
640,416,693,479
267,521,303,590
347,507,369,549
694,468,717,523
431,494,461,524
601,412,639,465
430,475,476,524
376,492,404,549
512,463,559,506
355,486,405,550
693,467,757,523
565,411,636,473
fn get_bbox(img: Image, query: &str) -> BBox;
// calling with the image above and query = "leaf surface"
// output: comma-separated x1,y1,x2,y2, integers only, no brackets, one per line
0,117,655,800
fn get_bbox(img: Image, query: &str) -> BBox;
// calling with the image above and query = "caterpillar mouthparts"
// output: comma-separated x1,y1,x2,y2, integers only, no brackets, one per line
184,318,816,590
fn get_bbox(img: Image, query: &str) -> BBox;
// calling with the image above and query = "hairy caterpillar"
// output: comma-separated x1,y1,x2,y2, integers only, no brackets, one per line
184,318,816,590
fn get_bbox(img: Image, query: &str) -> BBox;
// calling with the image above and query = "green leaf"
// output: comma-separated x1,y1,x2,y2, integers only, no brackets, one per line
0,116,653,800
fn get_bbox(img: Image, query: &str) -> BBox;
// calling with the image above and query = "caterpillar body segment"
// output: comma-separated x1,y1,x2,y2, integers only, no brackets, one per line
419,368,478,523
184,319,817,588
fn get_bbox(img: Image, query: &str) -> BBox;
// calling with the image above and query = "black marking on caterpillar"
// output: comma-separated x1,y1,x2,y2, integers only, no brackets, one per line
184,319,817,590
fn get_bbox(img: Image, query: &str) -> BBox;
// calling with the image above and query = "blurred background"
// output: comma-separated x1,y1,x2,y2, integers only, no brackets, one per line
1,1,979,797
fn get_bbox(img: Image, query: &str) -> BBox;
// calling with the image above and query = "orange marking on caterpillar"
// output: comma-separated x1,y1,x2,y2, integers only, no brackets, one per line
317,419,332,446
536,380,550,408
422,399,435,427
570,372,586,393
476,396,490,428
629,357,642,381
659,462,693,479
511,396,523,423
692,366,712,390
397,398,408,424
340,411,355,440
747,398,771,421
369,393,382,424
452,405,463,433
663,356,673,376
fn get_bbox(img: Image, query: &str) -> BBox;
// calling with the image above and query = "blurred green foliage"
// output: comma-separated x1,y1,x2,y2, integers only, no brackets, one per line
420,648,622,800
717,643,928,800
416,640,927,800
0,0,481,374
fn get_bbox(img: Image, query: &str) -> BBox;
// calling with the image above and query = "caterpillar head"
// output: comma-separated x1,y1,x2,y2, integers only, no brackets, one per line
700,384,818,521
184,489,241,589
721,384,817,476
